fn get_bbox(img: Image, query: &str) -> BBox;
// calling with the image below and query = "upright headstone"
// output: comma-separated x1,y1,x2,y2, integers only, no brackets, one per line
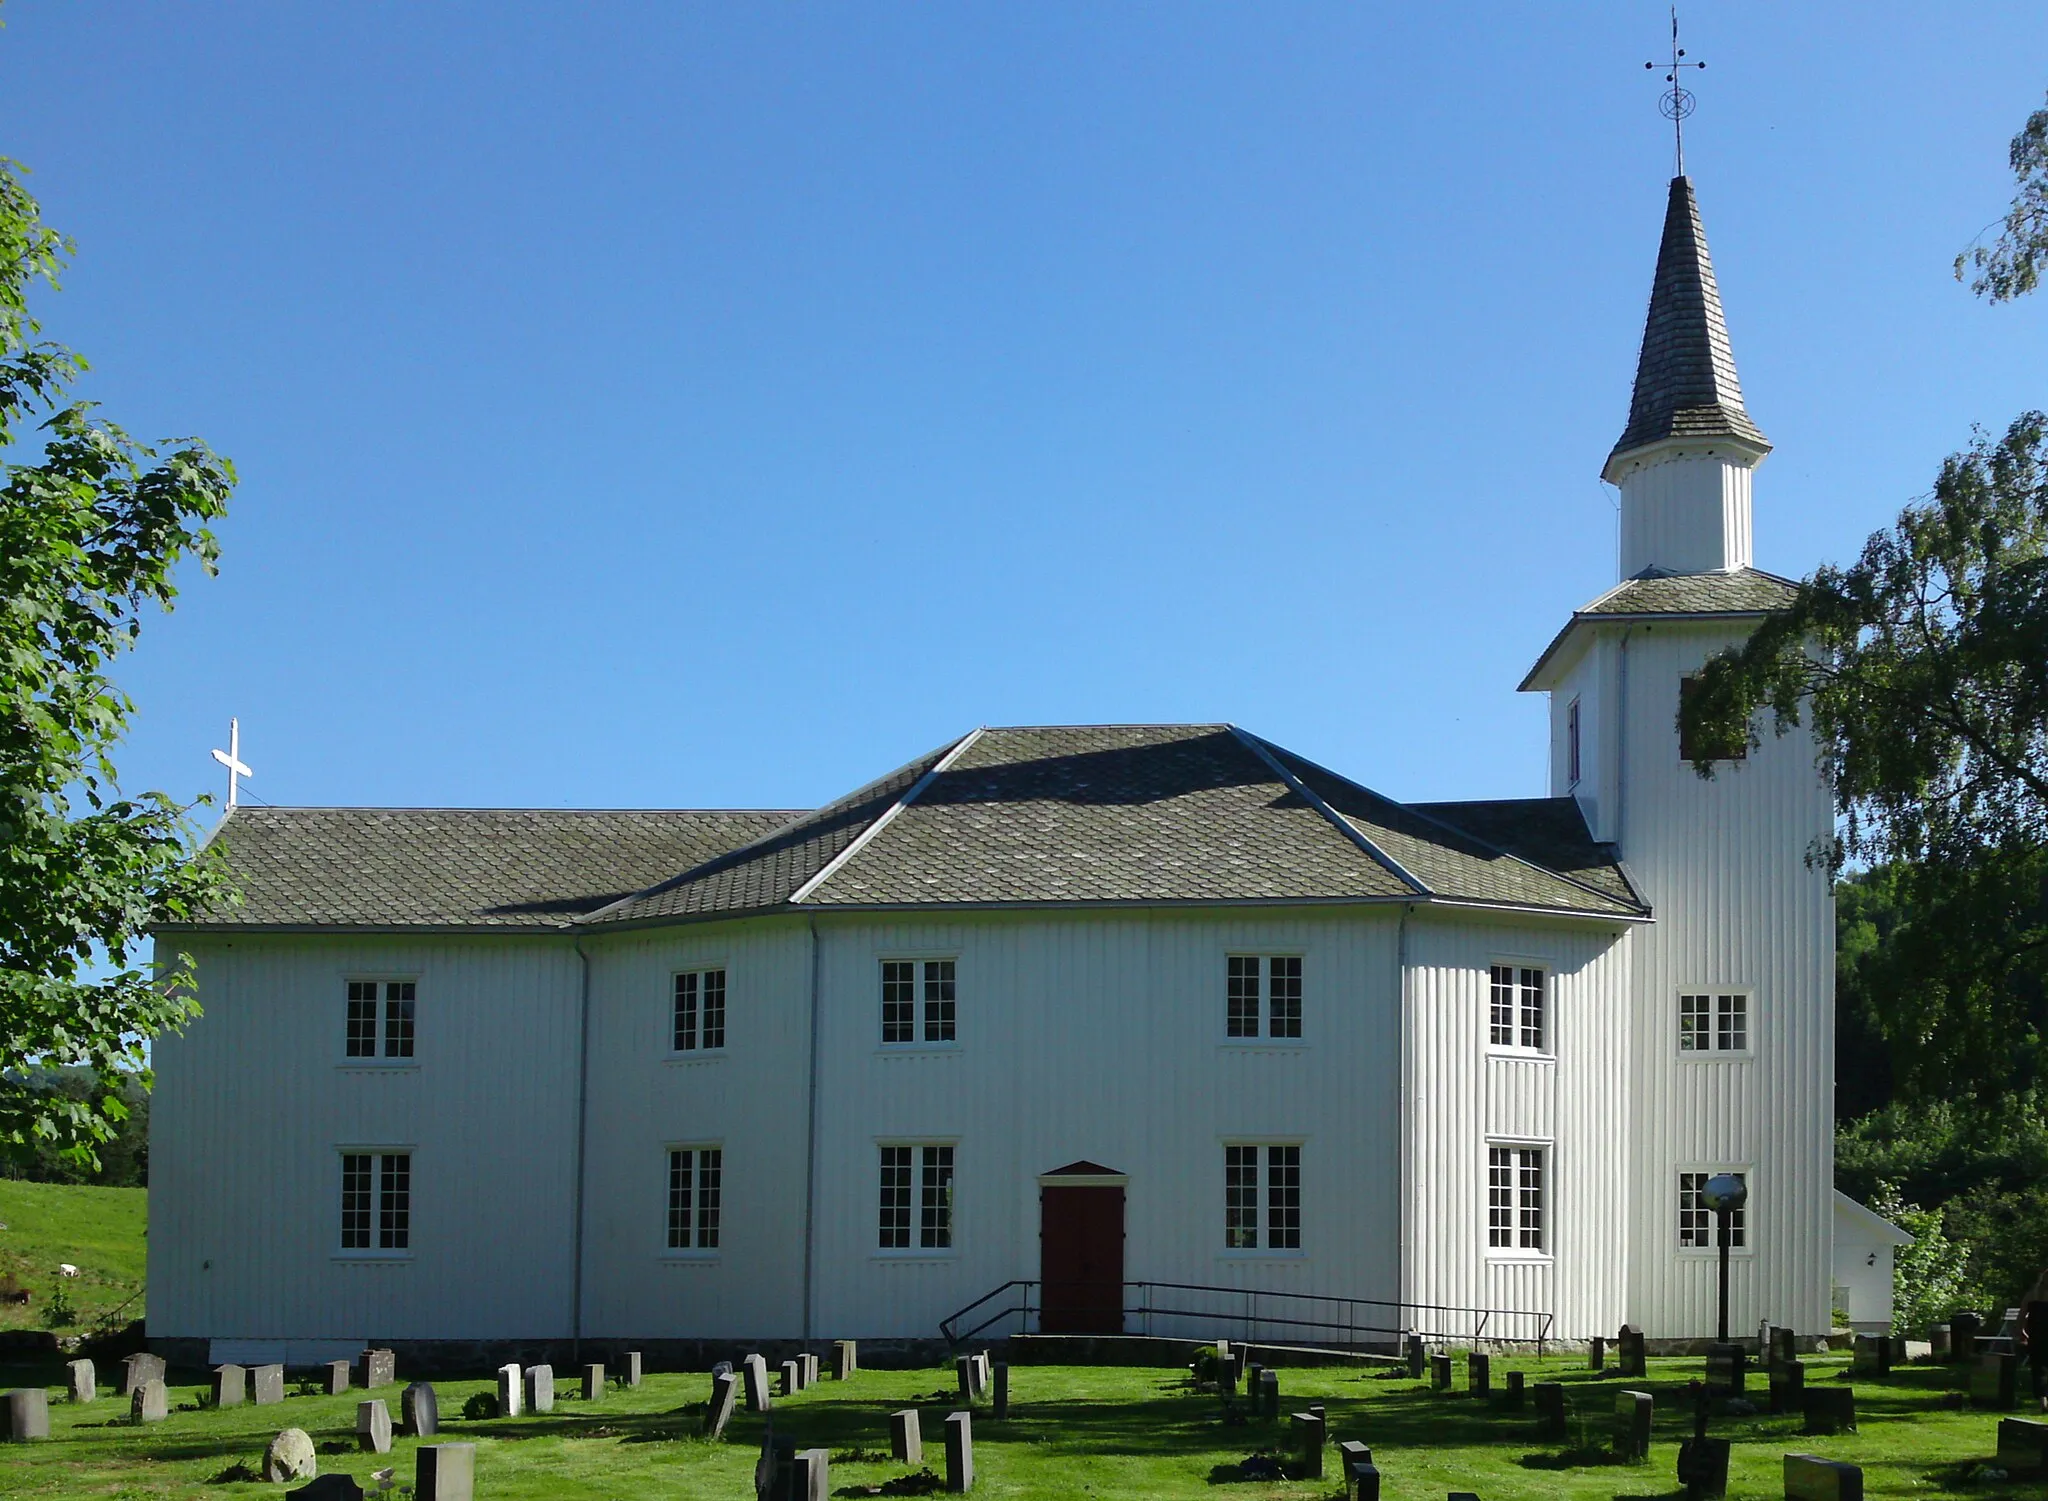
1219,1350,1239,1396
264,1427,317,1483
1769,1325,1797,1369
1467,1351,1492,1396
890,1408,923,1463
833,1340,858,1380
1246,1360,1266,1403
121,1352,165,1397
1404,1334,1425,1380
1997,1417,2048,1478
1850,1335,1891,1378
1972,1351,2020,1409
741,1353,771,1413
2028,1304,2048,1396
253,1364,286,1406
212,1363,247,1407
323,1359,351,1396
60,1358,93,1405
401,1382,438,1438
287,1479,364,1501
1784,1453,1864,1501
3,1388,50,1441
1769,1358,1806,1414
1257,1368,1280,1421
1952,1311,1982,1363
1589,1335,1607,1372
1504,1369,1526,1410
582,1363,605,1402
1337,1440,1376,1501
1534,1381,1567,1440
956,1354,974,1402
1706,1343,1746,1394
496,1363,523,1419
1614,1389,1653,1462
803,1352,821,1388
1429,1352,1453,1392
782,1358,802,1398
1288,1411,1325,1479
416,1442,477,1501
622,1350,643,1388
1800,1385,1856,1435
131,1379,168,1424
1679,1435,1731,1500
357,1348,396,1389
791,1448,831,1501
943,1410,974,1493
704,1371,738,1439
524,1364,554,1415
1931,1324,1952,1360
356,1399,393,1454
1618,1325,1647,1378
993,1363,1009,1421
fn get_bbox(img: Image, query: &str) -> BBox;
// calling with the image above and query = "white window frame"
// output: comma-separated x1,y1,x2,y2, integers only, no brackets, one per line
340,976,419,1067
662,1143,723,1257
1677,989,1752,1058
669,966,730,1057
1486,961,1551,1057
1223,954,1306,1044
1220,1139,1305,1257
1676,1167,1754,1257
336,1146,415,1260
1484,1139,1551,1260
875,1140,957,1257
878,957,959,1049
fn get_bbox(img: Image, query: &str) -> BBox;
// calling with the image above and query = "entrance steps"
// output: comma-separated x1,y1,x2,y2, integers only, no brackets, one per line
1006,1334,1401,1368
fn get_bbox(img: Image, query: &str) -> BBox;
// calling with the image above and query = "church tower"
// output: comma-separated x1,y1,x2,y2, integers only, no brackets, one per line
1522,177,1836,1339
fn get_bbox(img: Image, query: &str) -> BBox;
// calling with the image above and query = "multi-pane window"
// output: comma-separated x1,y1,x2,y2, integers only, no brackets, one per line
1679,992,1748,1053
878,1145,953,1250
673,969,728,1052
1223,1144,1302,1251
340,1151,411,1251
345,981,415,1059
666,1147,722,1250
1488,965,1546,1051
1487,1146,1546,1252
1679,1171,1747,1249
1225,956,1304,1040
880,960,956,1045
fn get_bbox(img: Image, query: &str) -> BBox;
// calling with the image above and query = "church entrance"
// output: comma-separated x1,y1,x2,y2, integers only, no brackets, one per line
1038,1162,1126,1335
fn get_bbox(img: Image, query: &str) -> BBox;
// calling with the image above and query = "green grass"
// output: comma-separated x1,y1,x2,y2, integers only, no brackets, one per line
0,1181,147,1335
0,1352,2031,1499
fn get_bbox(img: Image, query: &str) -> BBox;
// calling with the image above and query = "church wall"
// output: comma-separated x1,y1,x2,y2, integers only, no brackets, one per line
1401,910,1633,1345
149,935,584,1348
1548,639,1617,843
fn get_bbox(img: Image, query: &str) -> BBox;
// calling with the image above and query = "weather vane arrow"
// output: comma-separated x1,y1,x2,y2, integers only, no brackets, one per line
1645,6,1706,176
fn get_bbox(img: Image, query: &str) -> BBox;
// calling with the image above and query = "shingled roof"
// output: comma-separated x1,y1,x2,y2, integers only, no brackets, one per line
1604,176,1770,479
172,726,1645,932
1520,566,1799,690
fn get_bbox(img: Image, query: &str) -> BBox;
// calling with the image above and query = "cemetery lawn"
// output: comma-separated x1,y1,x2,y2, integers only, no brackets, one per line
0,1351,2030,1499
0,1181,147,1334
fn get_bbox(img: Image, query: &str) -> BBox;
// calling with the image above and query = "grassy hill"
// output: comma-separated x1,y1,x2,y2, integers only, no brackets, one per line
0,1179,146,1333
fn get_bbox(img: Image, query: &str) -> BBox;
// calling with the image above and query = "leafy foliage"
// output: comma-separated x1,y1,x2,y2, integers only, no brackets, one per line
0,155,235,1167
1868,1181,1969,1337
1957,93,2048,303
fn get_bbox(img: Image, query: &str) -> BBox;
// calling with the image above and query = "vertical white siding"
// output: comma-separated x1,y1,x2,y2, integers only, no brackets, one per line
1617,452,1756,577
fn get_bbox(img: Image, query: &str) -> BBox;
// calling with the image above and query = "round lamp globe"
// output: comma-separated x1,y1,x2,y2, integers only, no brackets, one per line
1701,1173,1747,1214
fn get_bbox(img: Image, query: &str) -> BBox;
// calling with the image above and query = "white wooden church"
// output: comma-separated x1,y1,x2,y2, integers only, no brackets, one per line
150,175,1840,1365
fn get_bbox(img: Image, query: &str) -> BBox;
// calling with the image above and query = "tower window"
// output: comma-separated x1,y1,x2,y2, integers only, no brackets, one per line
1488,965,1547,1052
1487,1145,1546,1253
1226,956,1304,1040
1566,698,1582,787
1679,992,1749,1053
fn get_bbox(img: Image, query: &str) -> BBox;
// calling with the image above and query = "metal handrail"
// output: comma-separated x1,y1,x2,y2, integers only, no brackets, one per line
939,1277,1553,1354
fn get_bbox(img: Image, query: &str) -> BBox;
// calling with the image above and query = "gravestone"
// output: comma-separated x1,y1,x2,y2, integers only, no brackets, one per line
955,1354,975,1402
496,1363,523,1419
833,1340,858,1379
890,1408,922,1464
1218,1350,1239,1396
758,1433,797,1500
288,1477,365,1501
357,1348,396,1389
1998,1417,2048,1478
3,1388,50,1441
322,1359,351,1396
417,1442,477,1501
1613,1389,1653,1462
1769,1358,1806,1414
741,1353,771,1412
1784,1453,1864,1501
704,1371,737,1438
1971,1351,2019,1409
1706,1342,1746,1394
1951,1311,1982,1362
1337,1441,1376,1501
357,1398,393,1454
622,1350,643,1388
791,1448,830,1501
1800,1385,1856,1435
253,1364,286,1405
131,1379,168,1424
1589,1335,1606,1372
1768,1325,1796,1369
1503,1369,1525,1409
121,1352,165,1397
993,1363,1009,1421
944,1410,974,1493
524,1363,554,1414
975,1352,993,1398
803,1352,821,1388
1467,1351,1491,1397
781,1358,802,1398
1288,1411,1325,1479
1617,1324,1647,1378
1429,1353,1452,1392
1850,1335,1891,1378
212,1363,247,1407
64,1358,94,1404
1257,1368,1280,1420
582,1363,605,1402
1404,1334,1425,1379
1678,1436,1731,1500
1931,1323,1952,1360
1533,1381,1567,1440
264,1426,318,1483
1246,1361,1265,1403
401,1381,438,1437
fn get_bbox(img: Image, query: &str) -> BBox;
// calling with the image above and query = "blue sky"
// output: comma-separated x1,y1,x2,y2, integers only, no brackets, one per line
4,2,2044,818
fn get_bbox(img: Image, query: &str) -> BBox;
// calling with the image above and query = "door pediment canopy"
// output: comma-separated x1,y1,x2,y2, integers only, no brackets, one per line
1038,1160,1128,1186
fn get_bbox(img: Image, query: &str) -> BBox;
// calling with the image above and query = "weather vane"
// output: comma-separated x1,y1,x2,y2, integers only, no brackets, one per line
1645,6,1706,177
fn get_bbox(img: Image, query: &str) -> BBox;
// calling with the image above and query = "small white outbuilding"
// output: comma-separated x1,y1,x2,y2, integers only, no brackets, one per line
1832,1190,1913,1335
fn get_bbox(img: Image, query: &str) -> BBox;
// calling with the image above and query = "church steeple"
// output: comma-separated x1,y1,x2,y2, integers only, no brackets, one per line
1603,176,1771,577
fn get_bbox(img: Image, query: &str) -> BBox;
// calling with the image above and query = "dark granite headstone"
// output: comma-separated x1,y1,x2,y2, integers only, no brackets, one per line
992,1363,1009,1420
1850,1335,1891,1378
1467,1351,1491,1396
1589,1335,1606,1372
1800,1385,1856,1435
287,1477,364,1501
1257,1368,1280,1421
1784,1453,1864,1501
356,1398,392,1454
1768,1325,1796,1369
891,1408,923,1463
1971,1351,2020,1409
401,1381,438,1437
1404,1334,1425,1380
1429,1352,1453,1392
944,1410,973,1493
1534,1381,1567,1440
211,1363,247,1407
1769,1358,1806,1414
1706,1342,1745,1394
3,1388,50,1441
1617,1324,1647,1378
833,1340,858,1380
1931,1323,1952,1360
1679,1435,1730,1499
1288,1411,1325,1479
1614,1388,1653,1461
582,1363,604,1402
252,1364,285,1405
954,1354,973,1403
1997,1417,2048,1478
416,1441,476,1501
1503,1369,1525,1410
1337,1441,1376,1501
704,1370,738,1438
1951,1311,1982,1363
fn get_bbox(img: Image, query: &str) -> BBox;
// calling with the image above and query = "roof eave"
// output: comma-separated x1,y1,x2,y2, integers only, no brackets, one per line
1600,429,1772,487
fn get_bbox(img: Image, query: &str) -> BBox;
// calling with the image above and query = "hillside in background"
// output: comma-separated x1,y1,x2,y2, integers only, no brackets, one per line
0,1181,147,1335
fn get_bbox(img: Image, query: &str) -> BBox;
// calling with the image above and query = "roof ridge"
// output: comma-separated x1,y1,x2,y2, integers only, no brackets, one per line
1227,727,1430,898
788,728,987,904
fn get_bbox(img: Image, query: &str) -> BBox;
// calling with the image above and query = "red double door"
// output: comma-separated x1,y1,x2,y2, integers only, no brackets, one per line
1038,1166,1125,1335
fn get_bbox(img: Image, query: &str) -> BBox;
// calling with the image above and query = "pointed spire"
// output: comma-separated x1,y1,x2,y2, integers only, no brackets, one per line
1604,176,1769,481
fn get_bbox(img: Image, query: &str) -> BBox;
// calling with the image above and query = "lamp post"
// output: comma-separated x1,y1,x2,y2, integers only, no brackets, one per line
1702,1173,1748,1344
